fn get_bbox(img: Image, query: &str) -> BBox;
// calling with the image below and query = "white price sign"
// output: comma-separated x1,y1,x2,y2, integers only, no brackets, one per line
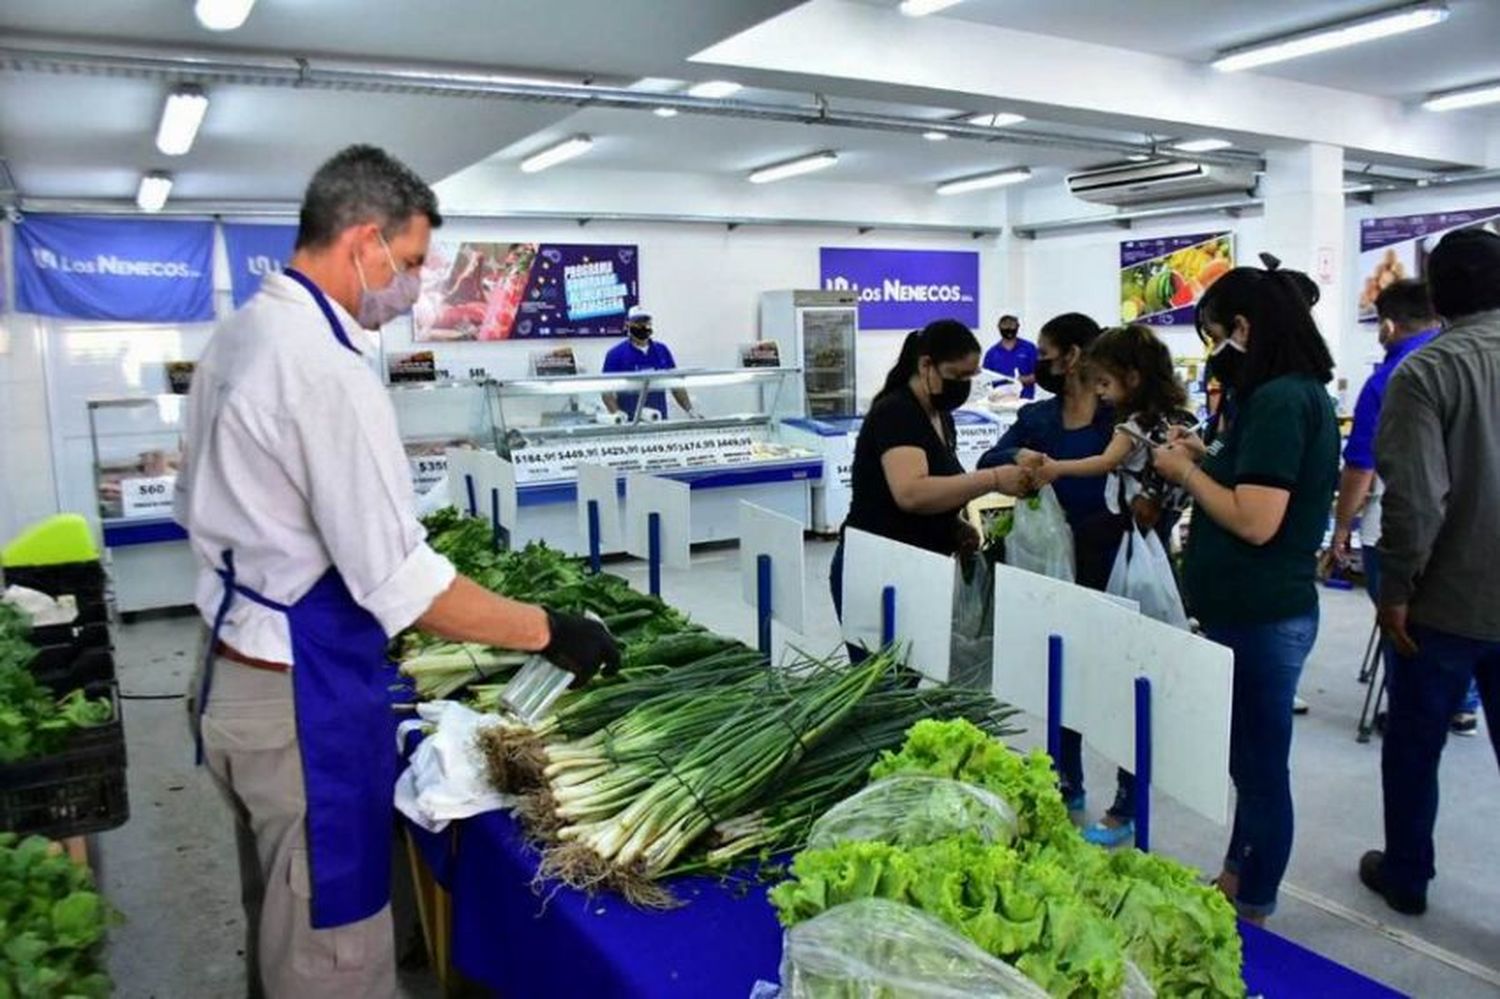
121,475,177,518
409,453,449,493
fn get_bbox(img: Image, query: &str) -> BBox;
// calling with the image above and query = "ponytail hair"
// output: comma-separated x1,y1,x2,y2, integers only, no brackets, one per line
873,318,981,403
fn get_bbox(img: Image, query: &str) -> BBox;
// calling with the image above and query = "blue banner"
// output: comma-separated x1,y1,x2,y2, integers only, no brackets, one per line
15,215,215,323
223,223,298,308
819,247,979,329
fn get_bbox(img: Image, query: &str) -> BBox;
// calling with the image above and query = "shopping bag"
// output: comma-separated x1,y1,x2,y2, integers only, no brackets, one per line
1107,526,1189,630
1004,486,1075,583
950,554,993,689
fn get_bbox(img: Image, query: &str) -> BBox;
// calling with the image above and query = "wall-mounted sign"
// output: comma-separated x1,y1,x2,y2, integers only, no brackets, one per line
414,242,639,341
15,215,215,323
222,223,298,308
1119,231,1233,327
819,247,979,329
1357,206,1500,322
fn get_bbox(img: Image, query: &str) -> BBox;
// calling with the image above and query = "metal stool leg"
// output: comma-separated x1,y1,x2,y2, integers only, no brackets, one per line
1357,622,1386,743
1357,619,1381,683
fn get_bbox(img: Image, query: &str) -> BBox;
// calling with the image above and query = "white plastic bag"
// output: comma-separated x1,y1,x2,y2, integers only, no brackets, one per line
950,554,993,690
807,776,1018,850
1004,487,1075,583
1106,526,1188,630
394,701,515,832
781,899,1051,999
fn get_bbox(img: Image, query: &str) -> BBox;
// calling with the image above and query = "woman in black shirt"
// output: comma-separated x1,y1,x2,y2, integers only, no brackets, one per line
831,320,1032,621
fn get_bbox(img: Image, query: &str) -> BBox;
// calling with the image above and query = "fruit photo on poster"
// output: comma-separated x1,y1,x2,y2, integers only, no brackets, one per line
1119,232,1233,326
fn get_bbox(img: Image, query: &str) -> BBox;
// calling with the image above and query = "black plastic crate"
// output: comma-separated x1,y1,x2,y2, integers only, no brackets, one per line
27,645,115,695
0,684,129,839
3,560,107,601
28,620,111,652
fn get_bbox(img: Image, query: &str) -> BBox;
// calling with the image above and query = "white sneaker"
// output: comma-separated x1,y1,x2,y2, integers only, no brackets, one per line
1293,695,1310,715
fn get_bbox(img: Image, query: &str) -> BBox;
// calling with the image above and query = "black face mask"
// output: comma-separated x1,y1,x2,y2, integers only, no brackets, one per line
1000,328,1019,341
628,326,652,343
1207,343,1245,390
1034,363,1066,396
931,374,972,412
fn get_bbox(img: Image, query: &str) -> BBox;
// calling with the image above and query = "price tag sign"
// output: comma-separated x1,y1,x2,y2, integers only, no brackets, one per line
121,475,177,518
409,453,449,493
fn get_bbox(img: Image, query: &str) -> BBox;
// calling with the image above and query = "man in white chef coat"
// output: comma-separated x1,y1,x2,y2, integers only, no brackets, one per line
176,145,619,998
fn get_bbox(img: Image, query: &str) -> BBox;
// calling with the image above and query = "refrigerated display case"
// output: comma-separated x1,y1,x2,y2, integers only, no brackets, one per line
387,379,497,498
759,290,859,418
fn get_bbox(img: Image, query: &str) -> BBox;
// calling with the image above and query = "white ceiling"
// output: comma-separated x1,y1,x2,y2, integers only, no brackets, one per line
925,0,1500,104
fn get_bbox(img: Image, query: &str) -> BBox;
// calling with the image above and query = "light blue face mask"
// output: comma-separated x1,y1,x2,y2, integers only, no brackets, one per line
355,233,421,330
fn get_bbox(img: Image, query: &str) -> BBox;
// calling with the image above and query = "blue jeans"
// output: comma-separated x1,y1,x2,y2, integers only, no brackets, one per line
1365,548,1480,714
828,540,868,664
1204,610,1319,917
1380,624,1500,896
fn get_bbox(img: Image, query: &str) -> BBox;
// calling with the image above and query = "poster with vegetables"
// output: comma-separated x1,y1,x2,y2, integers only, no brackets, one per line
413,241,639,341
1119,232,1233,327
1357,206,1500,322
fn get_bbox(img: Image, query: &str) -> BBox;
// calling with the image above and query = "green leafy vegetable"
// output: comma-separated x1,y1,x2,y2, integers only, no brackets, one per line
0,834,115,997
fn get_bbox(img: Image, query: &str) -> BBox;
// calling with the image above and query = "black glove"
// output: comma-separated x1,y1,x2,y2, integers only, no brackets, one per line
541,609,621,685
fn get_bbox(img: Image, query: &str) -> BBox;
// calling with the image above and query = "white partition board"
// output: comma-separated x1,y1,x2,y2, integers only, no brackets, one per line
990,562,1231,826
840,527,953,683
575,463,624,554
444,447,482,515
469,451,518,532
738,502,807,633
625,474,691,569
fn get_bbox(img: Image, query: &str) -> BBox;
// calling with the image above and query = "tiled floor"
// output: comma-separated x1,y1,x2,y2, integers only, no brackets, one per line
98,539,1499,997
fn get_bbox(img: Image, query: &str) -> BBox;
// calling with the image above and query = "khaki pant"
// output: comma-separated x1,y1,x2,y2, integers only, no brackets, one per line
193,655,397,999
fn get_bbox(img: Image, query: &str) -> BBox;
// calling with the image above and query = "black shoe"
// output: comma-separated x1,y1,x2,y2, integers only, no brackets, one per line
1450,713,1479,737
1359,850,1427,916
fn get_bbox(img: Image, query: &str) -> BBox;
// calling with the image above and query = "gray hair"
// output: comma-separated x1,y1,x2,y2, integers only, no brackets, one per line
294,144,442,250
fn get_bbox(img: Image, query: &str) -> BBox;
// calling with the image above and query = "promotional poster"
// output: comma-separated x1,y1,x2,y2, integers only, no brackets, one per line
1356,207,1500,321
1119,231,1233,327
414,241,639,341
819,247,980,329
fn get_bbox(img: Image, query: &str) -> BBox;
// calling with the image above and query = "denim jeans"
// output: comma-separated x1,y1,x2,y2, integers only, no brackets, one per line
1203,609,1319,916
1365,548,1480,714
1057,730,1135,819
827,540,869,664
1380,624,1500,896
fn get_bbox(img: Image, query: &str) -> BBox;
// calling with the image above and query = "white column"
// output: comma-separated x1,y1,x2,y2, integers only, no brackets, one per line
1260,143,1350,403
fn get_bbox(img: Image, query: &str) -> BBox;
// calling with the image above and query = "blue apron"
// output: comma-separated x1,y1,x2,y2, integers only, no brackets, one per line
195,268,397,929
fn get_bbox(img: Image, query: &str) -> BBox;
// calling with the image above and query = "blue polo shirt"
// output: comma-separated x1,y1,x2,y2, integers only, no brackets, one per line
1343,327,1440,470
602,338,677,417
981,337,1038,398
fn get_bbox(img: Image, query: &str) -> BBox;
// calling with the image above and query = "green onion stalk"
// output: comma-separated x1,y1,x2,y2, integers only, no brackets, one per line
398,642,528,700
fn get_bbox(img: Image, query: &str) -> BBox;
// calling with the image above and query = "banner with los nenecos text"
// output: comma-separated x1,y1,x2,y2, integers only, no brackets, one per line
14,214,216,322
819,247,980,329
222,223,298,308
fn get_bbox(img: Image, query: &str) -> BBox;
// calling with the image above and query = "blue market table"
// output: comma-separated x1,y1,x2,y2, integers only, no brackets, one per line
406,811,1404,998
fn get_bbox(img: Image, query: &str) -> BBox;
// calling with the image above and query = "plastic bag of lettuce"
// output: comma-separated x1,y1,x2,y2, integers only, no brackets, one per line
807,776,1018,852
781,897,1050,999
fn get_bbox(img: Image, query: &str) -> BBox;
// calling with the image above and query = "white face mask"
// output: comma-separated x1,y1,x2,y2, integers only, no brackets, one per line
355,233,421,330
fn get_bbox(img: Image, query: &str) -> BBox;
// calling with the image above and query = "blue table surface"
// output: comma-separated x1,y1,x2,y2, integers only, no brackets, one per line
407,811,1404,998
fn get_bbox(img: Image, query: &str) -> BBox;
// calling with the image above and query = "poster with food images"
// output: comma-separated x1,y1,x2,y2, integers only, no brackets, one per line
1357,207,1500,322
413,241,639,341
1119,232,1234,327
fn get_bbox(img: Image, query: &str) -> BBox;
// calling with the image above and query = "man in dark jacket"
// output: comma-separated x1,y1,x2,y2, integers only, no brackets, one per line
1360,227,1500,916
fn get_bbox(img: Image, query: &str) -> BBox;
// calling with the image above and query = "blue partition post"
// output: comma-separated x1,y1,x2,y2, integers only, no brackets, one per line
1046,634,1064,766
464,473,478,518
880,585,896,648
1133,676,1154,853
489,489,510,553
647,512,662,598
586,500,602,574
756,553,773,657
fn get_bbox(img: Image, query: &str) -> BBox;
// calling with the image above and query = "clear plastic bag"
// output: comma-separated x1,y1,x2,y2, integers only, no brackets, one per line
1123,960,1157,999
950,554,994,690
1004,487,1075,583
781,898,1051,999
808,775,1018,851
1105,526,1188,630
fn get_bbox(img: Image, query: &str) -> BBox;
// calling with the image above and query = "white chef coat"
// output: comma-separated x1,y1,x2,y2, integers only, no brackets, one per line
174,271,455,664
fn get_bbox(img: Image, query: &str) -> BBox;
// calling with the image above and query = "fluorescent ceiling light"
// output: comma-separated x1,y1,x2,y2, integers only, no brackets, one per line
687,80,741,99
653,107,679,118
137,171,173,212
900,0,966,16
1423,80,1500,112
194,0,256,31
156,85,209,156
965,111,1027,128
1171,138,1233,153
748,152,839,184
1212,1,1448,73
1126,153,1152,162
936,167,1032,196
922,130,949,141
520,135,593,173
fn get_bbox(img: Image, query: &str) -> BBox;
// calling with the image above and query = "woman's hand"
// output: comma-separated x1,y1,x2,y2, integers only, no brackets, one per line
1152,443,1197,488
1015,448,1047,470
1164,426,1208,460
1033,457,1063,487
991,464,1037,496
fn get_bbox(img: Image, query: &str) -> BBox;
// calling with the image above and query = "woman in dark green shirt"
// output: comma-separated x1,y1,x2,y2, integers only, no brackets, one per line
1153,259,1338,924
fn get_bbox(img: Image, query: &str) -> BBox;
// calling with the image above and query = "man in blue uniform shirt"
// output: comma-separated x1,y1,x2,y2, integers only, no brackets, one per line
602,306,697,419
981,314,1038,397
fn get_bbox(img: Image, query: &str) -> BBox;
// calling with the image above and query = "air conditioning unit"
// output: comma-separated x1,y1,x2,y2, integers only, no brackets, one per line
1066,159,1257,207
